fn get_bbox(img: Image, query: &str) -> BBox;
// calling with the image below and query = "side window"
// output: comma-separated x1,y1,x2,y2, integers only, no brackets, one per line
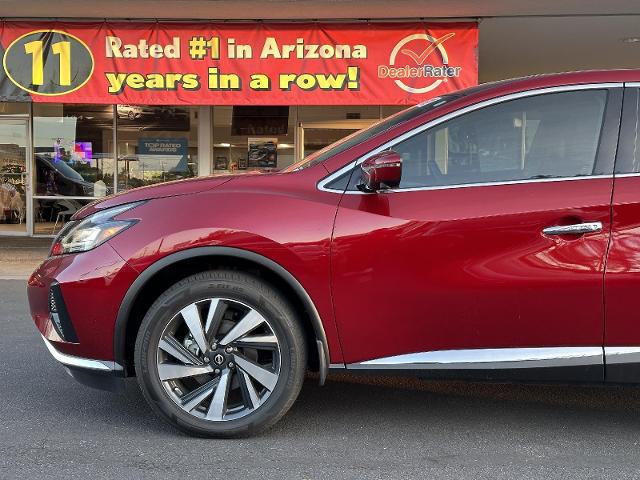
374,90,608,189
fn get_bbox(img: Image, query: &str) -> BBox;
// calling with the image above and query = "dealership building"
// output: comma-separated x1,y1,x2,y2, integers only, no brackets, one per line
0,0,639,236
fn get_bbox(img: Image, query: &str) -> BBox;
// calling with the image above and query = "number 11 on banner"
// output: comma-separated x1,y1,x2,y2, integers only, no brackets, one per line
24,40,71,86
3,29,94,96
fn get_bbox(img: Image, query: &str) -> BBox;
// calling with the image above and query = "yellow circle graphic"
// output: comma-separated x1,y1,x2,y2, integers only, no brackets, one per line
2,29,95,96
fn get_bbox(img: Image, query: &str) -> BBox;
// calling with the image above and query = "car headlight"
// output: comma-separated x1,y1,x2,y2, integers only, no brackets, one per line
51,201,144,256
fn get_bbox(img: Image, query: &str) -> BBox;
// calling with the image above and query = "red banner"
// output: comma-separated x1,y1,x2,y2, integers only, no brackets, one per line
0,21,477,105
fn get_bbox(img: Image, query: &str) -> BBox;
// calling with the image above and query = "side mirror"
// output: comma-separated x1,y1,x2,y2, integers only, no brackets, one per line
357,150,402,192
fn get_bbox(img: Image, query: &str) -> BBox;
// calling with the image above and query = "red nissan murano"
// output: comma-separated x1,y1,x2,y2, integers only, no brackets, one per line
28,70,640,437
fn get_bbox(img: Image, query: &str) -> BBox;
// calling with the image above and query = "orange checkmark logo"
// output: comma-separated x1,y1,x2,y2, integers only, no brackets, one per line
400,33,456,65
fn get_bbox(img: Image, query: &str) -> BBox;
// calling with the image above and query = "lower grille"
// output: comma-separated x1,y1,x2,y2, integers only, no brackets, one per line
48,283,79,343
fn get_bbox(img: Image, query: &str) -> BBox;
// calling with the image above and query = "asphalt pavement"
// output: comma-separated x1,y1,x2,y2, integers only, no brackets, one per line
0,237,50,280
4,278,640,479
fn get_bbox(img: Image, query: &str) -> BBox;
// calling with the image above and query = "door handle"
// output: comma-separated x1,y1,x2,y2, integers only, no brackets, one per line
542,221,603,236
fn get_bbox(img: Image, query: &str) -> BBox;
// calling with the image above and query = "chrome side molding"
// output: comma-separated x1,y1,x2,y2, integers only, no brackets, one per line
41,336,122,372
347,347,604,370
604,347,640,364
347,346,640,371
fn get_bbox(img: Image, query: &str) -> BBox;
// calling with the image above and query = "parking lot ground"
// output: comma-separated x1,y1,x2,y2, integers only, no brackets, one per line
0,237,49,279
4,278,640,479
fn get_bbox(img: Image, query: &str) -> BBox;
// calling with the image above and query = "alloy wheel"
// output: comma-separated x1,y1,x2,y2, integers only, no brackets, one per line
155,298,281,422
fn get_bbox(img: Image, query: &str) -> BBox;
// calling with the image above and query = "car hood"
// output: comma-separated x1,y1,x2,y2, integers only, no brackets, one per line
72,175,236,220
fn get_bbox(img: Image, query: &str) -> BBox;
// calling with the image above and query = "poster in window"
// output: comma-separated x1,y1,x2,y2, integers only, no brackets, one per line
137,138,189,172
247,138,277,169
215,156,228,170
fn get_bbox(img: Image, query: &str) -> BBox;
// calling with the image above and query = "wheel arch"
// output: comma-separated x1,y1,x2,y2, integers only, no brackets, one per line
114,246,329,384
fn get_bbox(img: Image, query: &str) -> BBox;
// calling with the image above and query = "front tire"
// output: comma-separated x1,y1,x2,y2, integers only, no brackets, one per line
134,270,307,437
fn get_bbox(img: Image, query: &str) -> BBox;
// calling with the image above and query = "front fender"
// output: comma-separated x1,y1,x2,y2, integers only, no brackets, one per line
112,246,331,383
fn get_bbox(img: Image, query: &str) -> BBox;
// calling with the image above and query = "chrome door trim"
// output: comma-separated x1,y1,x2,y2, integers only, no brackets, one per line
318,82,623,194
347,347,603,370
604,347,640,364
614,172,640,178
376,174,612,194
542,222,603,236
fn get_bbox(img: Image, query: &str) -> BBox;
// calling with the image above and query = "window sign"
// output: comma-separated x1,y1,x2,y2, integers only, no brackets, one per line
137,138,189,173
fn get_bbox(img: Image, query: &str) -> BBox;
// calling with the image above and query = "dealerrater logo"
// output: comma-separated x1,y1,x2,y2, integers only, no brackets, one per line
378,33,462,94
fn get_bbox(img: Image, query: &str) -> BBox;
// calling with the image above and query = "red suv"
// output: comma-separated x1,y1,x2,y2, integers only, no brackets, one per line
28,70,640,437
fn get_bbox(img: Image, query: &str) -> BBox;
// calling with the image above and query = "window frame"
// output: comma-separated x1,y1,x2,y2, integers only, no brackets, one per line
613,85,640,176
318,83,623,194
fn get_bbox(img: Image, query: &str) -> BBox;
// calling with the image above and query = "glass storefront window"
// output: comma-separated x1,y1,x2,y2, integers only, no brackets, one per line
381,106,408,118
297,106,382,159
0,119,29,234
33,104,114,197
0,101,409,237
32,198,93,236
0,103,29,115
116,105,198,190
298,105,382,123
213,106,295,172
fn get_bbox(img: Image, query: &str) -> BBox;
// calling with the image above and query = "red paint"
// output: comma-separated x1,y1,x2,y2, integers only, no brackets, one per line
26,70,640,369
332,179,613,362
27,243,139,359
73,175,234,219
359,151,403,191
605,176,640,346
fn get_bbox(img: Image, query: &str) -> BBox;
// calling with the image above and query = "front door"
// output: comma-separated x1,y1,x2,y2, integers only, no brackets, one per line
0,118,30,235
331,86,622,366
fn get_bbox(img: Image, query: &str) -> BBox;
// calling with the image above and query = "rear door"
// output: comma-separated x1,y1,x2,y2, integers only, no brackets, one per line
604,85,640,380
330,85,622,368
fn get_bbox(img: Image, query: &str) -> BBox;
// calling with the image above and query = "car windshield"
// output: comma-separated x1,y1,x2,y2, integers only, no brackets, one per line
283,94,462,172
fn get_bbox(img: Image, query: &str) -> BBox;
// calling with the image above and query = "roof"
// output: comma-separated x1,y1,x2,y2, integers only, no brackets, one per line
460,69,640,100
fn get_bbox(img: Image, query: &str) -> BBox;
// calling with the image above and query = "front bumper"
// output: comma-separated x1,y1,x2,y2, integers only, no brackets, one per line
27,242,138,360
41,335,126,392
28,242,139,390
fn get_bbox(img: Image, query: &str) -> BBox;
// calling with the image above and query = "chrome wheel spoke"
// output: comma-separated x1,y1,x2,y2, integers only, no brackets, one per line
180,303,209,354
157,297,281,422
219,310,266,345
234,354,278,391
159,335,201,365
234,334,278,349
238,369,262,409
181,378,218,411
158,362,213,381
205,299,227,340
206,370,231,420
